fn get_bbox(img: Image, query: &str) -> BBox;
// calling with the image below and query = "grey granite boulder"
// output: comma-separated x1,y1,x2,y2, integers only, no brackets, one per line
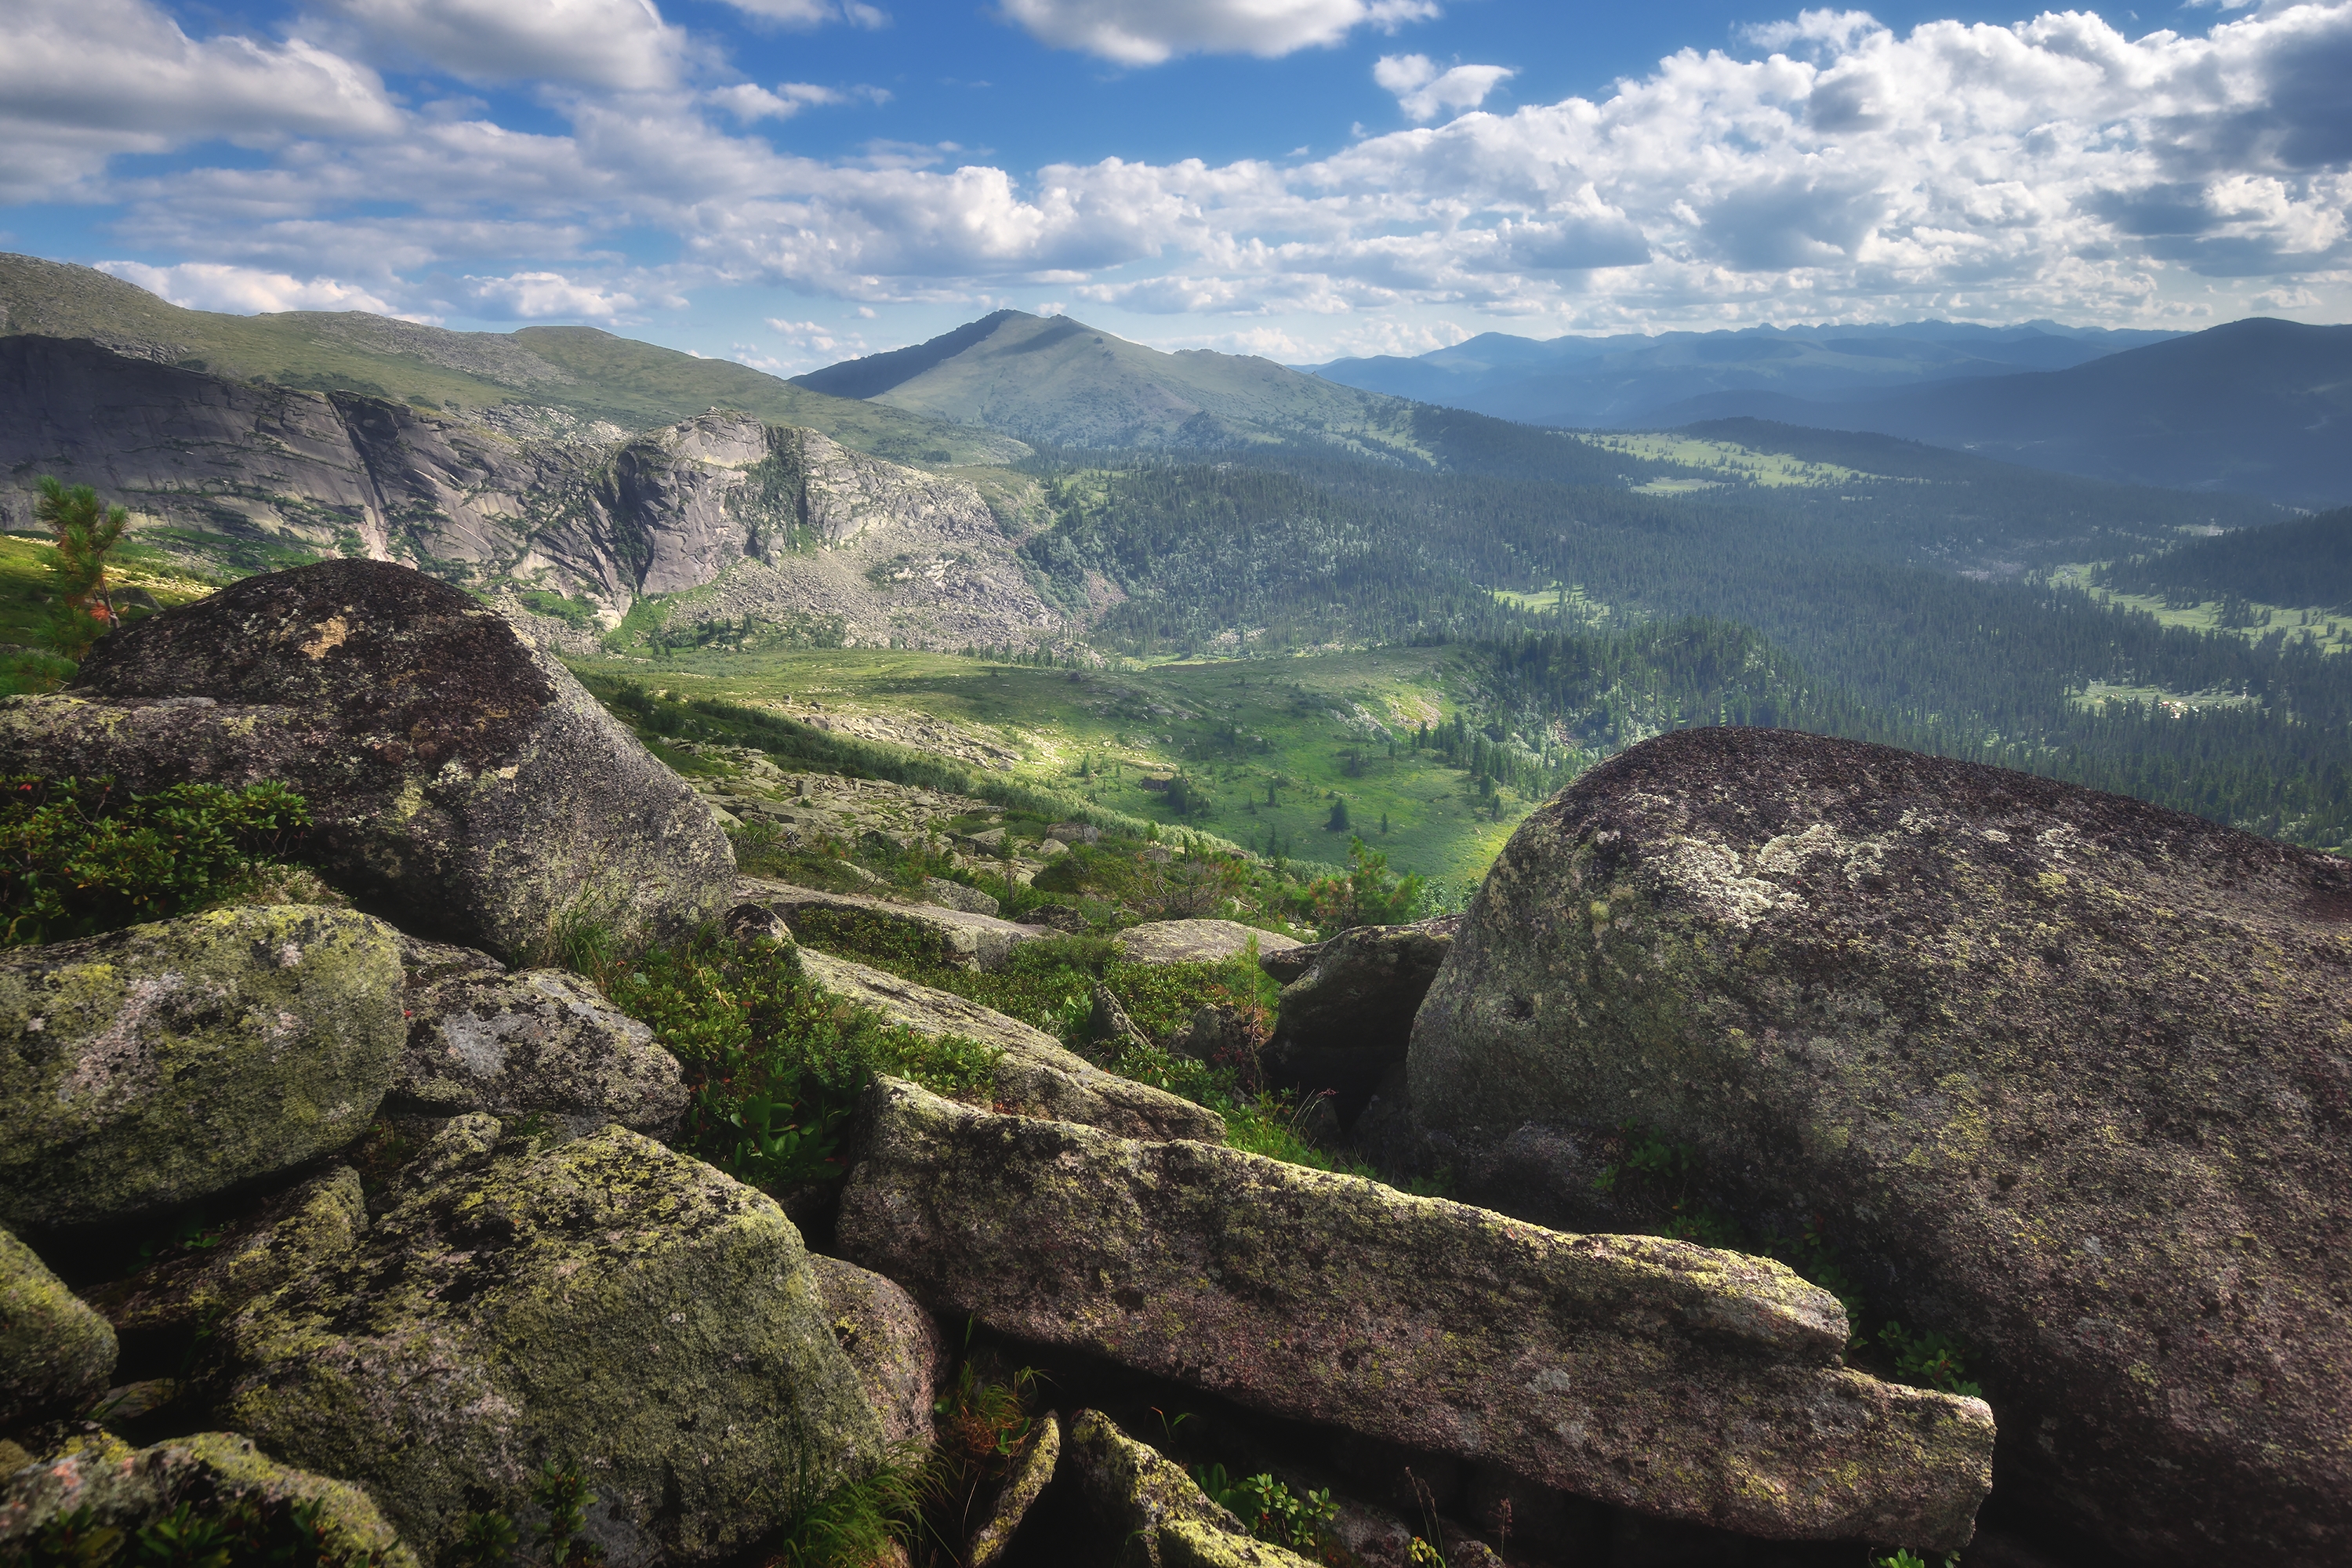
1264,916,1457,1122
809,1254,946,1450
85,1166,365,1343
0,906,405,1231
1115,919,1301,967
0,560,735,960
838,1078,1994,1551
1410,727,2352,1567
213,1115,883,1566
1,1225,115,1425
739,877,1046,970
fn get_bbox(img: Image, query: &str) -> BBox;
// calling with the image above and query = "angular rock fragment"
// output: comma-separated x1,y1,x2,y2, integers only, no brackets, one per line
1410,727,2352,1567
85,1166,366,1339
967,1410,1061,1568
0,1225,115,1425
739,877,1047,970
923,877,1002,916
810,1254,946,1450
1064,1408,1259,1568
1264,916,1457,1121
1115,919,1301,967
0,560,736,960
0,906,405,1230
839,1079,1994,1551
799,949,1223,1142
215,1115,883,1566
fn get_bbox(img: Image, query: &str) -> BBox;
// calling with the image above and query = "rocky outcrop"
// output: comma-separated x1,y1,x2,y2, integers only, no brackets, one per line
1,1225,115,1425
0,560,737,959
1409,727,2352,1567
1116,919,1302,967
86,1167,365,1342
739,877,1047,971
394,961,688,1138
1263,916,1457,1122
809,1254,946,1450
0,906,405,1231
798,949,1225,1143
838,1078,1994,1550
214,1114,883,1566
0,1431,418,1568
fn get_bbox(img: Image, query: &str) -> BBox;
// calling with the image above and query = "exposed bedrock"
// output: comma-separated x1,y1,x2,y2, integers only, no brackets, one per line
1409,726,2352,1566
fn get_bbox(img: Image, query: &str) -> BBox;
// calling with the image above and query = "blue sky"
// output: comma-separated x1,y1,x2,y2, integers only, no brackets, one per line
3,0,2347,372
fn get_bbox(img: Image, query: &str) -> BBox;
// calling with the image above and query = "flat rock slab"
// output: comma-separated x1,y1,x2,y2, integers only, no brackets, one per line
1115,920,1303,967
798,950,1224,1143
1410,726,2352,1567
839,1078,1993,1552
0,906,405,1231
739,877,1048,971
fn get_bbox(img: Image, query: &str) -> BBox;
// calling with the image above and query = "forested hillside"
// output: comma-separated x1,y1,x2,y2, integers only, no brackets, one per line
2097,506,2352,612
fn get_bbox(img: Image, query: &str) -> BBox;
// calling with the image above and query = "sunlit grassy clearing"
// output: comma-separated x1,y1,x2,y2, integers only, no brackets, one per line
1571,433,1882,488
2046,563,2352,654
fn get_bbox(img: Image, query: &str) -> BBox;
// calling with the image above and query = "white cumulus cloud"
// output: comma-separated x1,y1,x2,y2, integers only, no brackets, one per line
322,0,687,89
95,261,404,315
709,82,891,122
1373,53,1515,121
999,0,1439,66
464,270,641,318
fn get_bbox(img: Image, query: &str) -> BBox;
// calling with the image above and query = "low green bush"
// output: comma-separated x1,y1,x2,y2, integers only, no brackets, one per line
1,776,314,946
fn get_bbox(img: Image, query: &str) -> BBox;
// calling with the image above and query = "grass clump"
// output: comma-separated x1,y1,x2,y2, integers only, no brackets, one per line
0,776,315,946
589,928,999,1192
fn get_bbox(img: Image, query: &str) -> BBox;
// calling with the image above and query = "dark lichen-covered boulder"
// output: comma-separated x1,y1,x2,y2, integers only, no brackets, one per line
394,963,688,1138
1,1224,115,1425
1263,915,1458,1121
212,1114,883,1566
808,1254,945,1450
0,560,735,960
837,1078,1994,1550
1409,727,2352,1568
85,1165,365,1341
0,1431,417,1568
1064,1408,1260,1568
0,906,405,1231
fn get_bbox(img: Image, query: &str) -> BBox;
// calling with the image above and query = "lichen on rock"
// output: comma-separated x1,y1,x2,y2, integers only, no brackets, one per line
0,1224,116,1425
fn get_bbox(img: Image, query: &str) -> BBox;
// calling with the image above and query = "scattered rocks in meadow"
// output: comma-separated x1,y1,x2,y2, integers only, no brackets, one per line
1087,982,1154,1057
837,1077,1994,1551
809,1254,946,1450
923,877,1002,916
1410,726,2352,1567
0,1432,419,1567
1049,822,1102,845
1,1224,116,1425
1264,915,1458,1123
967,1410,1062,1568
797,949,1224,1142
1115,919,1302,967
0,560,738,960
213,1114,883,1566
393,963,688,1138
739,877,1048,971
0,906,405,1232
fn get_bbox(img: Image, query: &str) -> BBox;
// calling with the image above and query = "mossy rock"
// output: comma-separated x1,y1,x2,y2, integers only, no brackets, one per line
1410,728,2352,1566
0,906,404,1231
809,1254,944,1450
1064,1408,1248,1568
839,1079,1992,1552
0,1430,416,1567
0,1224,115,1425
84,1165,365,1338
213,1114,884,1564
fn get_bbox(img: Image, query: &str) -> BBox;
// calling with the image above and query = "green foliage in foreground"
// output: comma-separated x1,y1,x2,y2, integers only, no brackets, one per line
590,929,999,1192
0,777,314,946
1190,1464,1339,1557
1,1496,384,1568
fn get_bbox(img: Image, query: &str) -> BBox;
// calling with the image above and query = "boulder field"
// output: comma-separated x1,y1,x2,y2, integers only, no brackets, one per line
1409,727,2352,1567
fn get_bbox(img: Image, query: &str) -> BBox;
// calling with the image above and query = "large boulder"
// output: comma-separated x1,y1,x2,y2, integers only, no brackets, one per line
85,1165,365,1341
1116,919,1303,967
0,1225,115,1425
837,1078,1994,1551
212,1114,883,1566
1409,728,2352,1567
798,949,1225,1143
808,1254,946,1450
394,960,688,1138
0,1431,417,1567
0,560,735,960
0,906,405,1232
1262,915,1458,1122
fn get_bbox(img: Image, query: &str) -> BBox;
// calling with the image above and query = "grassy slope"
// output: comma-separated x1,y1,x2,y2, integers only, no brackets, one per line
564,644,1529,888
0,252,1021,467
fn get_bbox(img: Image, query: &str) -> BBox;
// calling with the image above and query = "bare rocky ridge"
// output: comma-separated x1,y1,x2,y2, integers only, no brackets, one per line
0,336,1061,652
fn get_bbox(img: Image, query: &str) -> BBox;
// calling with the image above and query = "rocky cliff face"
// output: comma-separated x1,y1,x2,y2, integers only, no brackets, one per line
0,335,1058,650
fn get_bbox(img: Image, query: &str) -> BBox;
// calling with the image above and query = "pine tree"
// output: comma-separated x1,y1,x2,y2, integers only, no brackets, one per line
35,476,129,660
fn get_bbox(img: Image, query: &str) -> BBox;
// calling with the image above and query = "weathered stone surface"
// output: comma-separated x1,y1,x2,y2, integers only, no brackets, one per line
394,964,688,1138
1065,1409,1253,1568
967,1410,1062,1568
923,877,1002,916
0,560,736,960
840,1079,1994,1550
0,1431,418,1568
1115,919,1302,967
809,1254,946,1450
214,1114,883,1566
739,877,1047,971
1408,727,2352,1567
0,906,405,1231
85,1166,366,1338
800,949,1224,1142
1158,1519,1321,1568
1265,916,1458,1120
0,1225,115,1425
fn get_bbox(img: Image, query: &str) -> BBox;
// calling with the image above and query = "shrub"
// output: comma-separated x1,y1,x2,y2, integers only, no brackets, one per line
0,776,314,946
